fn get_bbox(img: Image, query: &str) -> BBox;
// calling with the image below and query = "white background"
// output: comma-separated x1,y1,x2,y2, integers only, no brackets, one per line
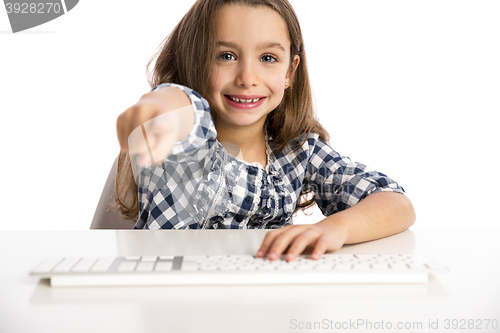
0,0,498,230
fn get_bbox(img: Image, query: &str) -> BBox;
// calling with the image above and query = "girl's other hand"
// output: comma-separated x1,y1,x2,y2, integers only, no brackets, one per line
116,87,193,167
255,218,349,261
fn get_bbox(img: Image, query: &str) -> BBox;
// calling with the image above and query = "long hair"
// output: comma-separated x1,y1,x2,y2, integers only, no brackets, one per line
112,0,330,221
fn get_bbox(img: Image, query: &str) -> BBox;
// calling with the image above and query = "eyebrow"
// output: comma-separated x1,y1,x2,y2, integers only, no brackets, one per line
217,41,286,53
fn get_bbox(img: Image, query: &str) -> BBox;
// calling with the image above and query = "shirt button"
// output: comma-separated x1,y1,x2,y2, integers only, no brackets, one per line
235,216,243,222
245,196,252,204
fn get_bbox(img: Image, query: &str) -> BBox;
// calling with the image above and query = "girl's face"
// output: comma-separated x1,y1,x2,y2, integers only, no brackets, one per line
209,4,299,133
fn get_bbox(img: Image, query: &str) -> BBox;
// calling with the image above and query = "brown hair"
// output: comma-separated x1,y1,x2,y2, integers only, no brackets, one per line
112,0,331,221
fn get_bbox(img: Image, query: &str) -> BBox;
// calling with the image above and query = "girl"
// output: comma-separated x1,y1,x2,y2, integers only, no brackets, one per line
114,0,415,262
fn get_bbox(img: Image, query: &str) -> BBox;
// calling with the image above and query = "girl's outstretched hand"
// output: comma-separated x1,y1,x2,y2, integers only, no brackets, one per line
116,87,193,167
255,218,349,261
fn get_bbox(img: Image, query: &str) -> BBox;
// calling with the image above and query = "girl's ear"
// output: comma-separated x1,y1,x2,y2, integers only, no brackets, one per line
286,55,301,86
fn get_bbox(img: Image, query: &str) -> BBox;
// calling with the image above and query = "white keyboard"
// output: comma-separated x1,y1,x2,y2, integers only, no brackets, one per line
30,254,448,287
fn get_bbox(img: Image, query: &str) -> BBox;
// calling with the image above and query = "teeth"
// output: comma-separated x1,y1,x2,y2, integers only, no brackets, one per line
229,96,261,103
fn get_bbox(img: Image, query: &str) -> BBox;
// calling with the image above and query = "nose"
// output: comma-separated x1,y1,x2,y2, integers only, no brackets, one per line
235,59,259,88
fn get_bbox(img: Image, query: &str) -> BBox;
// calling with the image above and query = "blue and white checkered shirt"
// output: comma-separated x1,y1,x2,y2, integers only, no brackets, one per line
134,83,405,230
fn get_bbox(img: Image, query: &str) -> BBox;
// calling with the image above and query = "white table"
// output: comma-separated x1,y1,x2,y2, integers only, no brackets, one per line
1,229,499,333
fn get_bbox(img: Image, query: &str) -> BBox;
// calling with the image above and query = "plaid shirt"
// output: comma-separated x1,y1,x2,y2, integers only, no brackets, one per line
134,83,405,230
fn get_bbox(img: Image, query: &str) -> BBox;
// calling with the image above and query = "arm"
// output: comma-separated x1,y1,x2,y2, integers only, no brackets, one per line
256,135,414,261
325,191,415,244
117,86,194,165
136,87,194,142
131,84,217,229
256,191,415,261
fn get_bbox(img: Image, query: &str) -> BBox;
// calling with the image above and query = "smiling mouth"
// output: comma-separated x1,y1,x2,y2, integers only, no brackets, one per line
225,95,264,104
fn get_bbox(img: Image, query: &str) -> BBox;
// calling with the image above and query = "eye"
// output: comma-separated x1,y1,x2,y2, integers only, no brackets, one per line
219,52,236,61
261,54,277,63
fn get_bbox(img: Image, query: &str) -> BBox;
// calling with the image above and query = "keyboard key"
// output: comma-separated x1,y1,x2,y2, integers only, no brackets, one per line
408,255,427,263
199,265,218,271
380,255,401,260
425,262,446,269
53,257,81,273
140,256,157,262
390,263,409,270
229,255,255,262
325,254,355,260
72,258,98,273
90,257,116,272
257,265,275,271
354,254,379,261
219,265,238,271
32,257,64,274
238,265,257,271
154,262,173,271
209,255,229,260
408,263,428,270
295,265,314,270
136,262,155,272
117,261,137,272
314,264,334,270
181,261,197,267
180,266,199,271
184,255,208,261
372,263,390,270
